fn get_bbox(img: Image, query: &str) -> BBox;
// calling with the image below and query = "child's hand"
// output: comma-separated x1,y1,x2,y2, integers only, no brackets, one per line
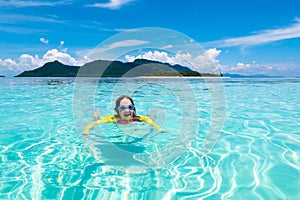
93,109,102,119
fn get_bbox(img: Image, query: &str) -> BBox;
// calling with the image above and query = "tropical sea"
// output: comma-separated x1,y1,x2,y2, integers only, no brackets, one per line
0,77,299,199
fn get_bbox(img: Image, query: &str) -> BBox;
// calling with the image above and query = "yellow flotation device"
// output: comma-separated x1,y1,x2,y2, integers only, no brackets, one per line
83,115,163,134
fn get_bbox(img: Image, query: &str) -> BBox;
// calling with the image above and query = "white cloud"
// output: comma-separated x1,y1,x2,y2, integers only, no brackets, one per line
88,39,149,59
124,48,222,73
0,14,64,33
42,49,78,65
40,37,49,44
59,41,68,52
0,26,46,34
113,28,133,32
0,14,64,24
162,44,173,49
217,61,300,77
0,49,88,76
0,0,69,8
87,0,134,9
205,19,300,47
105,39,149,50
0,58,18,71
124,49,299,76
19,54,42,68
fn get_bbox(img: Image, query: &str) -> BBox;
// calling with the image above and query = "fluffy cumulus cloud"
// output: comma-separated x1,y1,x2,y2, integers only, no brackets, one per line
124,49,299,77
0,49,87,76
125,48,222,73
0,58,18,71
42,49,78,64
216,61,299,77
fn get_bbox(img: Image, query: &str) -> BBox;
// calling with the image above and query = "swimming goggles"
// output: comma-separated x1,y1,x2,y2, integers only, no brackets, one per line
117,104,135,111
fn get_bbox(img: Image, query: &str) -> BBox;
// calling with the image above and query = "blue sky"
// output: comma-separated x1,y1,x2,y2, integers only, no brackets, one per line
1,0,300,77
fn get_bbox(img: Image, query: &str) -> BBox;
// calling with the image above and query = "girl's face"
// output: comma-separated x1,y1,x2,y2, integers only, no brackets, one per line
118,98,135,119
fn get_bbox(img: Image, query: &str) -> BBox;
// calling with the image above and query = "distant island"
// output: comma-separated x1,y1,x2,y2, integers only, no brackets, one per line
222,73,283,78
15,59,222,77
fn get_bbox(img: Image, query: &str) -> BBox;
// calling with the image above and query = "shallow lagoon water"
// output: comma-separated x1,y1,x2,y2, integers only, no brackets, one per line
0,77,299,199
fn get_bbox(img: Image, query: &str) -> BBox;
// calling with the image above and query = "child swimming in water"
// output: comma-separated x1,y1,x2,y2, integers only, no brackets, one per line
83,95,163,134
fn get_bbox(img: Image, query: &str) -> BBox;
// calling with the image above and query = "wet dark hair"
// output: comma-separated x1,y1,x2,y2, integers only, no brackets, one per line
114,95,137,117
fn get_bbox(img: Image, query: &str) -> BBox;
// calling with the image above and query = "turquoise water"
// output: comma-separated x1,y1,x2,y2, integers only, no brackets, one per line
0,77,299,199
